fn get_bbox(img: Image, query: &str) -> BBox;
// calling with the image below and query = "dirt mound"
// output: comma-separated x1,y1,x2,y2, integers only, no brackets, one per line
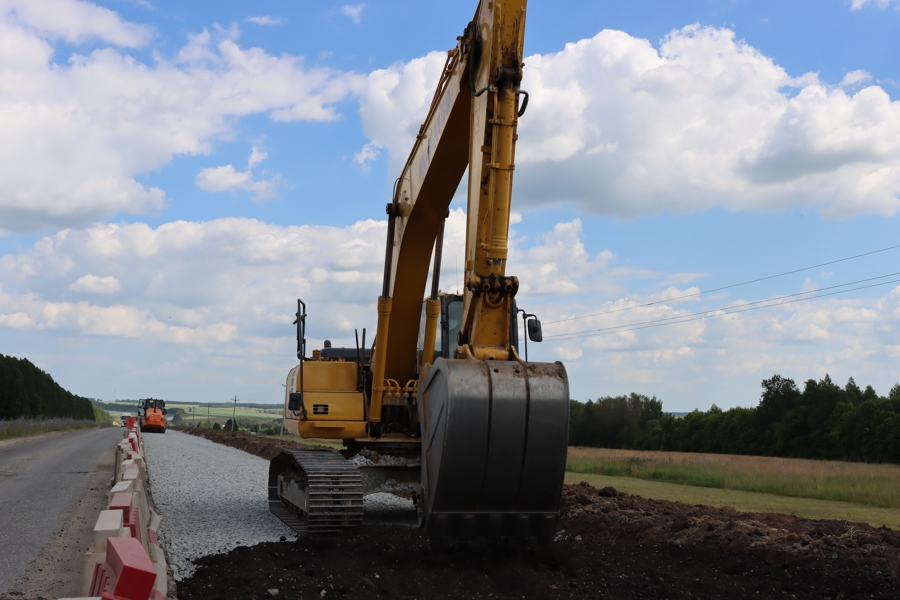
171,427,900,599
173,427,333,460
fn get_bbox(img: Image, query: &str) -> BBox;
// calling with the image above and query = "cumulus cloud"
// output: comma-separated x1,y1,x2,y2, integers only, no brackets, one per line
2,213,898,408
0,218,389,349
69,274,121,293
196,147,280,201
0,8,363,233
341,4,365,24
358,26,900,219
840,70,873,87
2,0,153,47
357,51,449,176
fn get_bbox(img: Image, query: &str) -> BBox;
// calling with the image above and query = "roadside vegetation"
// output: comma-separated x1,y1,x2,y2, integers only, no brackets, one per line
566,447,900,509
0,417,108,441
563,471,900,530
570,374,900,464
0,353,112,440
0,353,95,421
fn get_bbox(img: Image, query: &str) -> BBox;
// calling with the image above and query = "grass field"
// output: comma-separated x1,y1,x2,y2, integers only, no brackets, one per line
161,403,282,424
567,447,900,510
0,417,109,441
564,472,900,530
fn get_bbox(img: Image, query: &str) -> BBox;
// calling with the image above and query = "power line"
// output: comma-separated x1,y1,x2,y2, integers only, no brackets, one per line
546,242,900,325
545,274,900,342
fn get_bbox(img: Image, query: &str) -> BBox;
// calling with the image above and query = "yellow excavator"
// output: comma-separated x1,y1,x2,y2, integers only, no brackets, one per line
269,0,569,539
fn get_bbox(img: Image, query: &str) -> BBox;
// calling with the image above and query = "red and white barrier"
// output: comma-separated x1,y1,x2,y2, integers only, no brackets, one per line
63,422,168,600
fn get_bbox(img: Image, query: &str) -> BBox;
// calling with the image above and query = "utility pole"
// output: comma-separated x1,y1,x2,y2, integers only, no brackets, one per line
231,395,238,431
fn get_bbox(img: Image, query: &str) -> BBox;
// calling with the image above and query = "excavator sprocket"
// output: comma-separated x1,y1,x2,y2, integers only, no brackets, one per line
417,358,570,539
268,449,364,534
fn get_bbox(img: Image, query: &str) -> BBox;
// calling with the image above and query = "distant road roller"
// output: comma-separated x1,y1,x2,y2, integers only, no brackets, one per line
138,397,167,434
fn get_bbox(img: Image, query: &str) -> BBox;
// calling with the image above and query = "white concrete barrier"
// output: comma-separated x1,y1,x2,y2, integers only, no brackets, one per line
70,423,169,600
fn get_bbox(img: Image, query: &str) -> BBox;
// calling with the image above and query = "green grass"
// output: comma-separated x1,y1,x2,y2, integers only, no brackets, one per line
167,403,281,423
565,472,900,530
0,417,109,441
567,447,900,510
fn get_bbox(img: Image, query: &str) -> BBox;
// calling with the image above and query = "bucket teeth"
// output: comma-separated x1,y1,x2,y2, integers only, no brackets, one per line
268,449,364,534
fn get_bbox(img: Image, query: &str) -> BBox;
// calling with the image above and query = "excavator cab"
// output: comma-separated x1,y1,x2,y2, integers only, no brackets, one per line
419,294,545,362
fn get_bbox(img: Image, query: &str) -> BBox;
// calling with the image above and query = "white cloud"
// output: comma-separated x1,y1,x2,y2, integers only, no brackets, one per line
840,70,873,88
353,142,383,172
359,26,900,220
0,310,34,329
196,165,252,191
341,4,365,24
513,219,612,296
126,0,156,10
248,147,268,169
69,274,121,293
245,15,285,26
0,11,363,233
195,147,280,201
2,0,153,47
2,213,898,409
0,218,389,349
358,51,449,176
849,0,899,10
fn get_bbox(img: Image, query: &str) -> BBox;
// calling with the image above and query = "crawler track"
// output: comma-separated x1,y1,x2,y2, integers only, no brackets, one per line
268,449,364,534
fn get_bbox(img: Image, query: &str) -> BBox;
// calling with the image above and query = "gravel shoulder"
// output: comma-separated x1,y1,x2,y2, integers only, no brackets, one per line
141,429,298,581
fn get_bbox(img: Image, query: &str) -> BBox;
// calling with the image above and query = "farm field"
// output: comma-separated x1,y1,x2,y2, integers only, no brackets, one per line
567,447,900,509
564,472,900,529
164,402,282,423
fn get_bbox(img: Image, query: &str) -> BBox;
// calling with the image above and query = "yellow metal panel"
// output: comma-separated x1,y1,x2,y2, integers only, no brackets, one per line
297,421,367,440
303,391,365,421
299,361,359,393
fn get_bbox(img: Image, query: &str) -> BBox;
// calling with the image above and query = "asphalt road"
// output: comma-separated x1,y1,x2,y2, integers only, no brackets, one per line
0,427,122,596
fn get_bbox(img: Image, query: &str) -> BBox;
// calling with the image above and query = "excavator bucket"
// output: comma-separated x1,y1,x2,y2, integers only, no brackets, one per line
417,358,569,539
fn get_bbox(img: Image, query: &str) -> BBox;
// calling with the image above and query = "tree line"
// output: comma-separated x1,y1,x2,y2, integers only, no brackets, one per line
570,374,900,464
0,354,95,421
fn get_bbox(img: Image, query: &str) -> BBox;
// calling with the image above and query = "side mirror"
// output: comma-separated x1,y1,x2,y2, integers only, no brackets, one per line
527,318,543,343
288,392,303,412
162,408,168,415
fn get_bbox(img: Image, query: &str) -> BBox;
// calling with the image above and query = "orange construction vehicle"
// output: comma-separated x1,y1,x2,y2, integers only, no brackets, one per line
138,398,167,434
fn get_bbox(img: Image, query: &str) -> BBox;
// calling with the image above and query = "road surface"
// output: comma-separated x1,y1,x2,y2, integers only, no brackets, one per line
0,426,122,598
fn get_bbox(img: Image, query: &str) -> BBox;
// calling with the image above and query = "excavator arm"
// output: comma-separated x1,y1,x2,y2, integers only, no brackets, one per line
371,0,534,419
368,0,570,538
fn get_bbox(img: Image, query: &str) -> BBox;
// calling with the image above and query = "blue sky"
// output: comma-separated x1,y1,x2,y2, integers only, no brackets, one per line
1,0,898,411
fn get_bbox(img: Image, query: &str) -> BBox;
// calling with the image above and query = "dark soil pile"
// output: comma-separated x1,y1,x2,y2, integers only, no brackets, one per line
172,427,900,599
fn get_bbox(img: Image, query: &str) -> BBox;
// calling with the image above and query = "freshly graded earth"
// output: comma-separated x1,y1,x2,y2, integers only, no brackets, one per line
173,428,900,599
